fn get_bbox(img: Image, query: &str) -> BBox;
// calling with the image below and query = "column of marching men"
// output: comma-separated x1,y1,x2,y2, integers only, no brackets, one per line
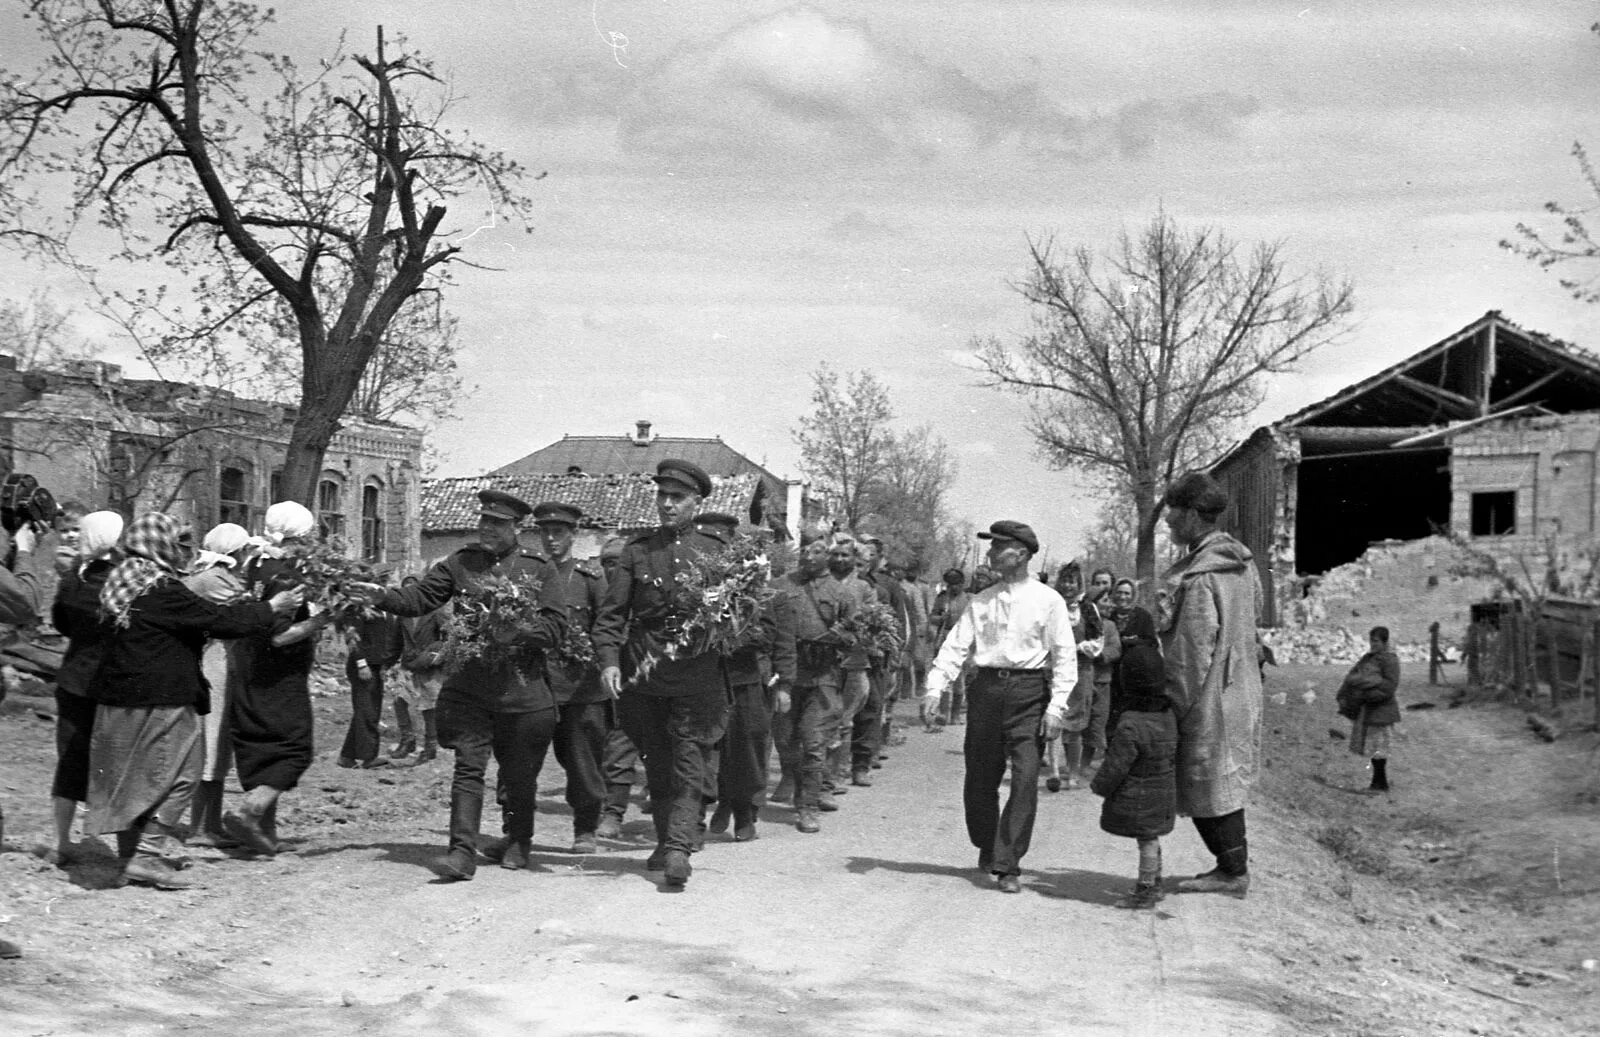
20,461,1264,925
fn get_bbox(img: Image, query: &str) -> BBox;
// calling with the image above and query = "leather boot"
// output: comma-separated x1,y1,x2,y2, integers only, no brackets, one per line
392,699,416,758
1177,847,1249,897
708,802,732,834
416,709,439,763
438,788,482,880
795,809,820,834
769,773,795,804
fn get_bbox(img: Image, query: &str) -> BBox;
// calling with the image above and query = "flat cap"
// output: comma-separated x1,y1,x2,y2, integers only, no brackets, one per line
694,511,739,532
653,458,712,498
977,519,1039,554
478,489,533,522
532,501,583,527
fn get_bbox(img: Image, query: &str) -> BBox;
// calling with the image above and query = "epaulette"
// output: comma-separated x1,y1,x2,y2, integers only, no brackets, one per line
699,528,729,545
521,550,549,563
573,561,602,580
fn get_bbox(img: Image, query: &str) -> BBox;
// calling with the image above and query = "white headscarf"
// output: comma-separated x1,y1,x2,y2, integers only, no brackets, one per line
193,521,250,571
77,511,125,563
264,501,316,544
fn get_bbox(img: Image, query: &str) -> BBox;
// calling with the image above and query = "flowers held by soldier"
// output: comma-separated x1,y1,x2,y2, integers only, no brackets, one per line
628,537,776,687
277,537,383,625
434,570,550,678
835,598,905,660
556,624,598,668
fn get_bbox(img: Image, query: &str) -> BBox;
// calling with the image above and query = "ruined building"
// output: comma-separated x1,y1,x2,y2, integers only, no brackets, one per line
0,356,423,573
1210,311,1600,624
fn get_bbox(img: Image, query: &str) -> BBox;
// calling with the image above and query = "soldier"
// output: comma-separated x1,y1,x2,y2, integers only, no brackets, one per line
533,501,611,855
593,459,730,888
594,537,640,839
771,534,858,833
853,533,913,786
927,567,970,727
921,521,1077,894
696,512,794,843
360,489,567,880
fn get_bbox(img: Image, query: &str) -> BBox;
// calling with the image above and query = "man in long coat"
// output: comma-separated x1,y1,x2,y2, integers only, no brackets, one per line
1158,471,1264,898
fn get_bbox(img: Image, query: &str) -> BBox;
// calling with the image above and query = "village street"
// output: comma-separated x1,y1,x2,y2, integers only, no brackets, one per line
2,711,1288,1037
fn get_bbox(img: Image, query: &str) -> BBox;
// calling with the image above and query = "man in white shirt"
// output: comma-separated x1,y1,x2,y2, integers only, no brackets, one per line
922,521,1077,894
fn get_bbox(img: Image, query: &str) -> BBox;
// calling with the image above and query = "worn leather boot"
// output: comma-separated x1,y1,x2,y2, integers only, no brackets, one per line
795,809,820,834
708,802,732,834
769,774,795,804
1177,848,1249,897
663,849,692,887
415,709,439,763
1116,880,1165,910
437,789,482,880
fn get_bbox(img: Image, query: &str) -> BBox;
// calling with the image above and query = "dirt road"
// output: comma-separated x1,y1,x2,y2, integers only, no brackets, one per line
3,711,1291,1037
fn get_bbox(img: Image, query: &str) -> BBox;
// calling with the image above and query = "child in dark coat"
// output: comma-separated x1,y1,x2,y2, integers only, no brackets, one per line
1091,607,1178,910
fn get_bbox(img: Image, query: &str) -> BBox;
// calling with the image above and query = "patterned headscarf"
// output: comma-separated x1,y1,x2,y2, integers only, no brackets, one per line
264,501,315,544
100,513,187,627
193,522,250,571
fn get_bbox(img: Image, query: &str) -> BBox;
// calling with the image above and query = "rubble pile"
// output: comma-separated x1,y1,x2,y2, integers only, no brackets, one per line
1262,625,1454,666
1273,535,1491,664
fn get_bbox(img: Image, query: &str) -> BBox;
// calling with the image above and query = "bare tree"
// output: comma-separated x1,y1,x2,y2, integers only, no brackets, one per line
793,364,895,530
1503,141,1600,303
977,212,1354,588
0,290,94,369
0,1,539,503
870,424,962,575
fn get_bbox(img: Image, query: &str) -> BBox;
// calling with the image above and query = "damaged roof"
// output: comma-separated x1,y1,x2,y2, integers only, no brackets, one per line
1284,311,1600,429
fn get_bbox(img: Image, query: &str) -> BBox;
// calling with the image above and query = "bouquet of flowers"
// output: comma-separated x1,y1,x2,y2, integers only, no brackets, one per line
835,599,905,661
629,537,775,687
556,625,598,669
434,571,549,679
279,537,382,625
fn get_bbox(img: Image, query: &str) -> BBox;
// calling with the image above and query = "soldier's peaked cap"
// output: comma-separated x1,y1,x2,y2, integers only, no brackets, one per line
694,511,739,531
478,489,533,522
532,501,583,526
653,459,712,497
976,520,1039,554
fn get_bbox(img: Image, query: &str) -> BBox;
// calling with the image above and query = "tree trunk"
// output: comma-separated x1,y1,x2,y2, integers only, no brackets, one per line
1132,487,1161,603
278,403,343,506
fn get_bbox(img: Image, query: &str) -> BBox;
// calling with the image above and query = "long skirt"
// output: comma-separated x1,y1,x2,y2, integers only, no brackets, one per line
232,674,314,792
85,704,200,836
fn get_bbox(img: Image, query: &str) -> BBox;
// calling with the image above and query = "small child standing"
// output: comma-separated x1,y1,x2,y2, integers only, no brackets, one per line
1090,607,1177,910
1336,626,1401,794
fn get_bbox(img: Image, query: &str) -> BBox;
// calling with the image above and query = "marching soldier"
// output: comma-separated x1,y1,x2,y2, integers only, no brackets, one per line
695,512,794,844
592,460,730,888
594,537,639,839
533,501,611,855
360,489,567,880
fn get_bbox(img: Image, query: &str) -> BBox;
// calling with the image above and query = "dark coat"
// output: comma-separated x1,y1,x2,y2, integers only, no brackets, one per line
346,612,404,670
1337,649,1401,726
591,525,727,697
93,580,275,712
51,559,116,698
1091,708,1179,840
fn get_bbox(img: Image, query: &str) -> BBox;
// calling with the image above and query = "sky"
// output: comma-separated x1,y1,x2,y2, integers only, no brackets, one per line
5,0,1600,562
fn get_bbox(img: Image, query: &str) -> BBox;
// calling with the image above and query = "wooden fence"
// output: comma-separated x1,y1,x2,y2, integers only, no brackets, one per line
1464,596,1600,724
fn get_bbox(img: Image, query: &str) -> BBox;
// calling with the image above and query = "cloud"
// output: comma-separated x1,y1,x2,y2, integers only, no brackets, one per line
822,209,903,242
616,6,1259,169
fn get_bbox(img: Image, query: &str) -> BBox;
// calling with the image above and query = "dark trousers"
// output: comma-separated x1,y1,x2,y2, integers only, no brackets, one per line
962,671,1048,876
618,687,728,854
717,680,773,818
601,725,640,819
552,700,610,836
1086,677,1112,754
851,665,891,771
436,697,556,856
773,679,840,808
338,659,385,763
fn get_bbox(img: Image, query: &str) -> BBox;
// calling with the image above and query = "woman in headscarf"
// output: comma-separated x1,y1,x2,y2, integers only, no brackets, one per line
48,510,124,864
225,501,329,856
87,513,301,890
176,522,253,848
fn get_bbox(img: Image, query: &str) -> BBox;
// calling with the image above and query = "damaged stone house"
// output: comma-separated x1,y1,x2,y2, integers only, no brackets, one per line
1210,311,1600,625
0,356,424,573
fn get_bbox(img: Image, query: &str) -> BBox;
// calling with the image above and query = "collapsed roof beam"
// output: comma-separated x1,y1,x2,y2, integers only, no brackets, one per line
1392,374,1480,419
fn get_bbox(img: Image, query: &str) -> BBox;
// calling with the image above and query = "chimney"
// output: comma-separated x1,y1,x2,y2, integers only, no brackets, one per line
633,420,652,445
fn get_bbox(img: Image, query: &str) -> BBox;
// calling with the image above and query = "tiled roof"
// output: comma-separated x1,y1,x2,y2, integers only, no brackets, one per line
492,436,780,483
421,472,763,532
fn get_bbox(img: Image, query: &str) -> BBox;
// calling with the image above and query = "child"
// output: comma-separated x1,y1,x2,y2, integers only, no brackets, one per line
1090,607,1177,910
1336,626,1401,794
